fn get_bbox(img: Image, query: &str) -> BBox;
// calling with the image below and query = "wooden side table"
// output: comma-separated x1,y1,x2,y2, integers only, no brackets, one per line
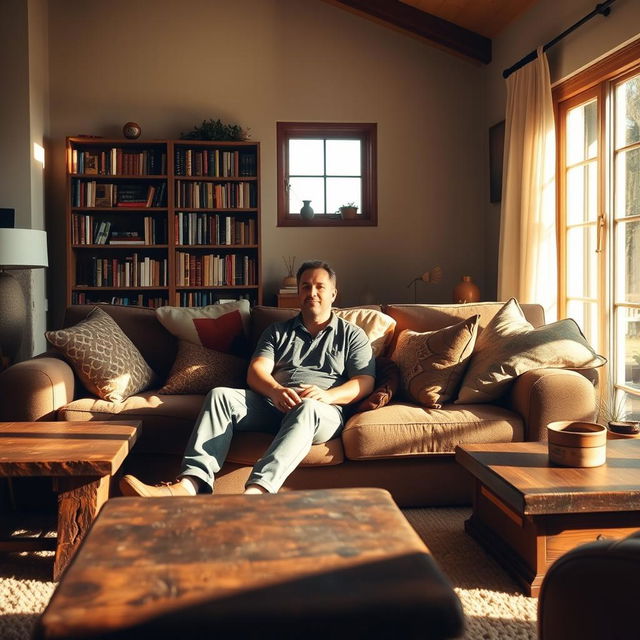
0,420,140,579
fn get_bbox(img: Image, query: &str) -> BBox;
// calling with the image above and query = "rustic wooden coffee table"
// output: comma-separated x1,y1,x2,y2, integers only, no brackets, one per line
35,488,464,640
455,439,640,596
0,420,140,579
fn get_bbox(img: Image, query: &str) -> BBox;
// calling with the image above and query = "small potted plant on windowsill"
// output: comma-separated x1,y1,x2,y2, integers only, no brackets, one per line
597,387,640,437
337,202,359,219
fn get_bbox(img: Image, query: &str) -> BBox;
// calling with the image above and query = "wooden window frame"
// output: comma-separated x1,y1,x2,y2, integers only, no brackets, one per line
554,38,640,393
276,122,377,227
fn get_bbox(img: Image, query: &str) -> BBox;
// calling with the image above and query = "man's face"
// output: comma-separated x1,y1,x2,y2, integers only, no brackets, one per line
298,268,337,318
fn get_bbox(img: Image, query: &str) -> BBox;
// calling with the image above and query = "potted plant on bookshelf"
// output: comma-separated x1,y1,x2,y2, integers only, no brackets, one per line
180,118,249,141
338,202,358,219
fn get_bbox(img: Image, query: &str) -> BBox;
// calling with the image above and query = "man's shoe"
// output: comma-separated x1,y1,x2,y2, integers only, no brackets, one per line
119,475,192,497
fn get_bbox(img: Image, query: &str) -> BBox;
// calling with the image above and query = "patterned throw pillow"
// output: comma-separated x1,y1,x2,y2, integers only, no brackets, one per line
334,308,396,357
45,307,157,403
158,341,247,394
391,315,480,409
156,300,250,355
456,298,606,404
353,357,401,412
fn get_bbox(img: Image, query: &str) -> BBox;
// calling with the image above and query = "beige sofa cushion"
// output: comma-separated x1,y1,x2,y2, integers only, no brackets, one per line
391,315,479,408
158,341,247,394
334,308,396,357
226,432,344,467
456,298,606,404
342,402,524,460
57,391,202,455
46,307,157,403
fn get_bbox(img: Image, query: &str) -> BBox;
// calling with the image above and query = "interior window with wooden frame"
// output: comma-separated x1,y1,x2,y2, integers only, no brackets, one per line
555,39,640,419
276,122,377,227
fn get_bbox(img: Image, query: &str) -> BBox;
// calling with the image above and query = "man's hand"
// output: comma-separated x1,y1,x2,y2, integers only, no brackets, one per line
298,383,332,403
269,386,302,412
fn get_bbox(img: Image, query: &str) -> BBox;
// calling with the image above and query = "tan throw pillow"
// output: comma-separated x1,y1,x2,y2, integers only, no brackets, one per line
156,300,250,355
334,308,396,357
456,298,606,404
45,307,157,403
158,341,247,394
391,315,479,409
353,357,401,412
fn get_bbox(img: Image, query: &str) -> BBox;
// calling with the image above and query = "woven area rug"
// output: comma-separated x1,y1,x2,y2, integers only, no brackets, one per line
0,506,537,639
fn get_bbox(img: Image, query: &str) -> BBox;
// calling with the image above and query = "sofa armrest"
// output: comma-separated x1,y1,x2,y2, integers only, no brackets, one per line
506,368,597,441
0,356,76,421
538,532,640,640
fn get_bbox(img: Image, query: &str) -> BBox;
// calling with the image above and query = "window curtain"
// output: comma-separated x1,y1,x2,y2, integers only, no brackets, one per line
498,46,557,321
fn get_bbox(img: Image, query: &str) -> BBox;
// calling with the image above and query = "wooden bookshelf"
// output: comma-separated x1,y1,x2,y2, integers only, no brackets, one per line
66,137,262,308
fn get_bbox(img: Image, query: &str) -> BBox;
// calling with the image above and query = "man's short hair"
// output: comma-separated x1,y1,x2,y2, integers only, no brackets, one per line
296,260,337,285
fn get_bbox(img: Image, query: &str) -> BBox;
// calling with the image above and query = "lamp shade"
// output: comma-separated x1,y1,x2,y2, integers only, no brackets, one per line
0,228,48,269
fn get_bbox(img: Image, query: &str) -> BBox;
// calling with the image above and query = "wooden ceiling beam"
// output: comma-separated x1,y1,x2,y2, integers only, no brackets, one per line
327,0,492,64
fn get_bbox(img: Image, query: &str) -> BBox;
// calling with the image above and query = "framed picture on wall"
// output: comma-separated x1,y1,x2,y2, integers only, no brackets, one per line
489,120,505,203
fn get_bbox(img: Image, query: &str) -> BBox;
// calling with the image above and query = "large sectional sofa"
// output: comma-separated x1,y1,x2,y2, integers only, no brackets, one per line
0,302,598,506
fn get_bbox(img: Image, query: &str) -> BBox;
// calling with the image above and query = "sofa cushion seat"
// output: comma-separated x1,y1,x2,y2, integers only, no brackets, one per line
57,390,202,455
226,432,344,467
342,402,524,460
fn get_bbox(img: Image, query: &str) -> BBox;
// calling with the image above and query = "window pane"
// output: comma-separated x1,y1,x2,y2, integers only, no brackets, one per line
621,390,640,420
567,300,599,350
566,162,597,224
326,178,361,214
288,177,325,214
616,306,640,392
615,147,640,218
289,140,324,176
615,219,640,302
615,74,640,149
566,100,597,165
326,140,361,176
566,226,598,298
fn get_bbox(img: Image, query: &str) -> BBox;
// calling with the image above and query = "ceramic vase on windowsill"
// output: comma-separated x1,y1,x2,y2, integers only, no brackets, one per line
453,275,480,303
300,200,314,220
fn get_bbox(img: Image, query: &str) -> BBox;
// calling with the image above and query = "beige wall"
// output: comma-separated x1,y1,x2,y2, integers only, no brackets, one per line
46,0,485,324
483,0,640,300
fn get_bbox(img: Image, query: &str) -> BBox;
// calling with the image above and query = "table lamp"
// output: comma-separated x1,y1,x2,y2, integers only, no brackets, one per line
0,228,48,366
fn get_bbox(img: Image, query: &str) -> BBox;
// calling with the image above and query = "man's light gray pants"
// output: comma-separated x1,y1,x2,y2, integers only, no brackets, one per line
180,387,344,493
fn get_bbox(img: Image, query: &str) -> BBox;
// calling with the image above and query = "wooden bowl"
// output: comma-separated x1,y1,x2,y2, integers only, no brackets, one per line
547,421,607,468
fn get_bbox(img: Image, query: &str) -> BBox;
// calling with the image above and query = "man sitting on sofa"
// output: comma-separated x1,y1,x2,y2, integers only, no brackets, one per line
120,260,376,497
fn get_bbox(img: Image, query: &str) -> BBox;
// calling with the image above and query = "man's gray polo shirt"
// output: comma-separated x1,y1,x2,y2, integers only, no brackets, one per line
252,313,375,390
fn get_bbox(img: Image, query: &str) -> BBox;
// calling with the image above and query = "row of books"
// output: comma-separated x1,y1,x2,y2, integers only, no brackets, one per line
77,255,168,287
174,149,257,178
175,212,257,246
69,148,167,176
71,181,167,208
71,293,168,308
179,292,255,306
175,181,257,209
175,252,257,287
72,216,168,245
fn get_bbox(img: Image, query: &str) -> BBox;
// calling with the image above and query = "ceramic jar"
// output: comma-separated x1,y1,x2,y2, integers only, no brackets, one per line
300,200,314,220
453,275,480,303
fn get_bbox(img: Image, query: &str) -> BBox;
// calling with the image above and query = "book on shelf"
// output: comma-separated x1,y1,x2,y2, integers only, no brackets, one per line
279,287,298,295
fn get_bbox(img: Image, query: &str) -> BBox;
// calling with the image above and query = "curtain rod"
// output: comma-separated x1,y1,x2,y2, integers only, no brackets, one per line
502,0,617,79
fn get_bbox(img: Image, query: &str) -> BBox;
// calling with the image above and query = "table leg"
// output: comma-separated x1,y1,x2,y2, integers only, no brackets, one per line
52,475,110,580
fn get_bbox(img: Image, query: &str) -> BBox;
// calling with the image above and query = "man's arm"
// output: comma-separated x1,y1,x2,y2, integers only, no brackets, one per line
247,356,302,411
298,374,374,406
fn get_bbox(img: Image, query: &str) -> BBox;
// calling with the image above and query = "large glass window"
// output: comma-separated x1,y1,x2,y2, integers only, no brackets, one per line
555,41,640,419
276,122,377,227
